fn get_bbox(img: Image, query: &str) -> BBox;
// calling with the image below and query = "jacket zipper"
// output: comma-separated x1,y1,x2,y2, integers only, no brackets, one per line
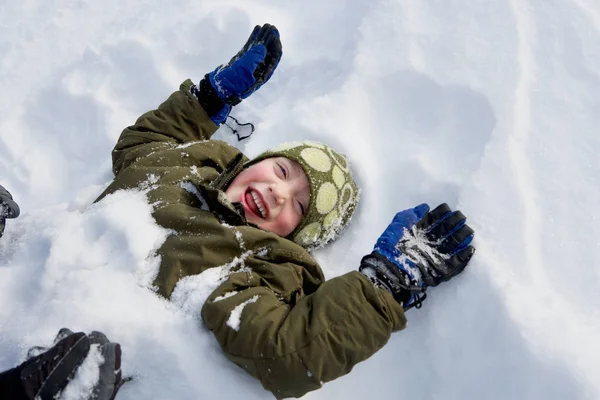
212,153,245,191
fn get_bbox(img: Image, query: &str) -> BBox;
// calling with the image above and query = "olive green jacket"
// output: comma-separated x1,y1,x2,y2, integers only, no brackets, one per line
96,80,407,399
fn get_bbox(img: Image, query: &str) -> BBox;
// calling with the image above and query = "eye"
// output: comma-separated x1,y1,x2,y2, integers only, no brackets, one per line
278,163,288,179
297,200,306,216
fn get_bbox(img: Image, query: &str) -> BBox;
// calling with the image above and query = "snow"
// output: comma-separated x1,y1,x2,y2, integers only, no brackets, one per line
214,291,239,303
226,295,260,332
395,225,452,283
179,181,203,200
176,141,209,150
1,0,599,399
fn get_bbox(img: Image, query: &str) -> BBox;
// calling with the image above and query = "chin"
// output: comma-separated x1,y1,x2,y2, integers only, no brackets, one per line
254,221,286,237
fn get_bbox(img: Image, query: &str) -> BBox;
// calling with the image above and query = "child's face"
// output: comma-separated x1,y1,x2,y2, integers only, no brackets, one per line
225,157,310,237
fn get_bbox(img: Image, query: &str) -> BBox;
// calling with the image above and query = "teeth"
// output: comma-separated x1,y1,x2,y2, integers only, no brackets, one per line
251,191,266,218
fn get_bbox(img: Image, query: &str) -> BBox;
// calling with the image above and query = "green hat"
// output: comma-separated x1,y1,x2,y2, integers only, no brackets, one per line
249,141,360,249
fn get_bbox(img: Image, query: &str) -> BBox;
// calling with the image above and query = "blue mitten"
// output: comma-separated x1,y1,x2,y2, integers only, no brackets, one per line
192,24,283,125
359,203,475,309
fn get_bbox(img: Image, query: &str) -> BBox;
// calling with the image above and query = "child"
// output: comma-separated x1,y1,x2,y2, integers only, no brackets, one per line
1,24,475,399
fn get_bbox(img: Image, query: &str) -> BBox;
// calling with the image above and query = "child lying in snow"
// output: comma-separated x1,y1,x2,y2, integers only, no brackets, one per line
94,23,475,399
0,24,475,400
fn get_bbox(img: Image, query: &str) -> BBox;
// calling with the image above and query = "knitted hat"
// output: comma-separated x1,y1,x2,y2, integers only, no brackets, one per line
249,141,359,249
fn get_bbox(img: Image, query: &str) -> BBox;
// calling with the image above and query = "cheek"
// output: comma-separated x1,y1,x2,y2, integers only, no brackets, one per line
275,209,302,236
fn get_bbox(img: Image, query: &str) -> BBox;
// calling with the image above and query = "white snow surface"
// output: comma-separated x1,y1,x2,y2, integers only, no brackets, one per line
1,1,599,399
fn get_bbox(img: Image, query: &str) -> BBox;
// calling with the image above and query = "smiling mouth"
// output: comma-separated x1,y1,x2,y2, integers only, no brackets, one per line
245,188,267,218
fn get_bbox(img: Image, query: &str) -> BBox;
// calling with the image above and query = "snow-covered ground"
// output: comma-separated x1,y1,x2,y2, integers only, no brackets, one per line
1,0,599,398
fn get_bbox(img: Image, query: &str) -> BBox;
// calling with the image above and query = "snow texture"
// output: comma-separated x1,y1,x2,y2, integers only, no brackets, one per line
1,0,600,399
395,225,450,283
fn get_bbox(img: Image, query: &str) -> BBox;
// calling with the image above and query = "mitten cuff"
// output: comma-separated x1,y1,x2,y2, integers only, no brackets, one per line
359,252,425,309
191,75,231,125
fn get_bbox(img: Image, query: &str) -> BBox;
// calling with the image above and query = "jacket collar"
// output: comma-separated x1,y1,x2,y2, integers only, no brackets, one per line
203,153,248,225
210,153,245,192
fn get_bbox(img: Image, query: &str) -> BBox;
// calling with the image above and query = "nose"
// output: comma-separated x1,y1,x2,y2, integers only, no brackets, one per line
269,183,289,205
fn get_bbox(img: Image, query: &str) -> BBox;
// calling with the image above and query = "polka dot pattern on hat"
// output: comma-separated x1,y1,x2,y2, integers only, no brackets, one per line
301,148,332,172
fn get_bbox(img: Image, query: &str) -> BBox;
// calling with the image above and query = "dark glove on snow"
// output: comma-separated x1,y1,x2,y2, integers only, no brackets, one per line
0,184,20,238
192,24,283,125
20,328,123,400
359,203,475,310
19,329,91,399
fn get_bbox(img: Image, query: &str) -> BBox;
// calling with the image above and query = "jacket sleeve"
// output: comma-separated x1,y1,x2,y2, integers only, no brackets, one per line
111,79,219,176
201,270,407,399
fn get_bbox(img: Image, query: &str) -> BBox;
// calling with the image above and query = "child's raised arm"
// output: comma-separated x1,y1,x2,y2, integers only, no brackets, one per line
111,25,282,177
